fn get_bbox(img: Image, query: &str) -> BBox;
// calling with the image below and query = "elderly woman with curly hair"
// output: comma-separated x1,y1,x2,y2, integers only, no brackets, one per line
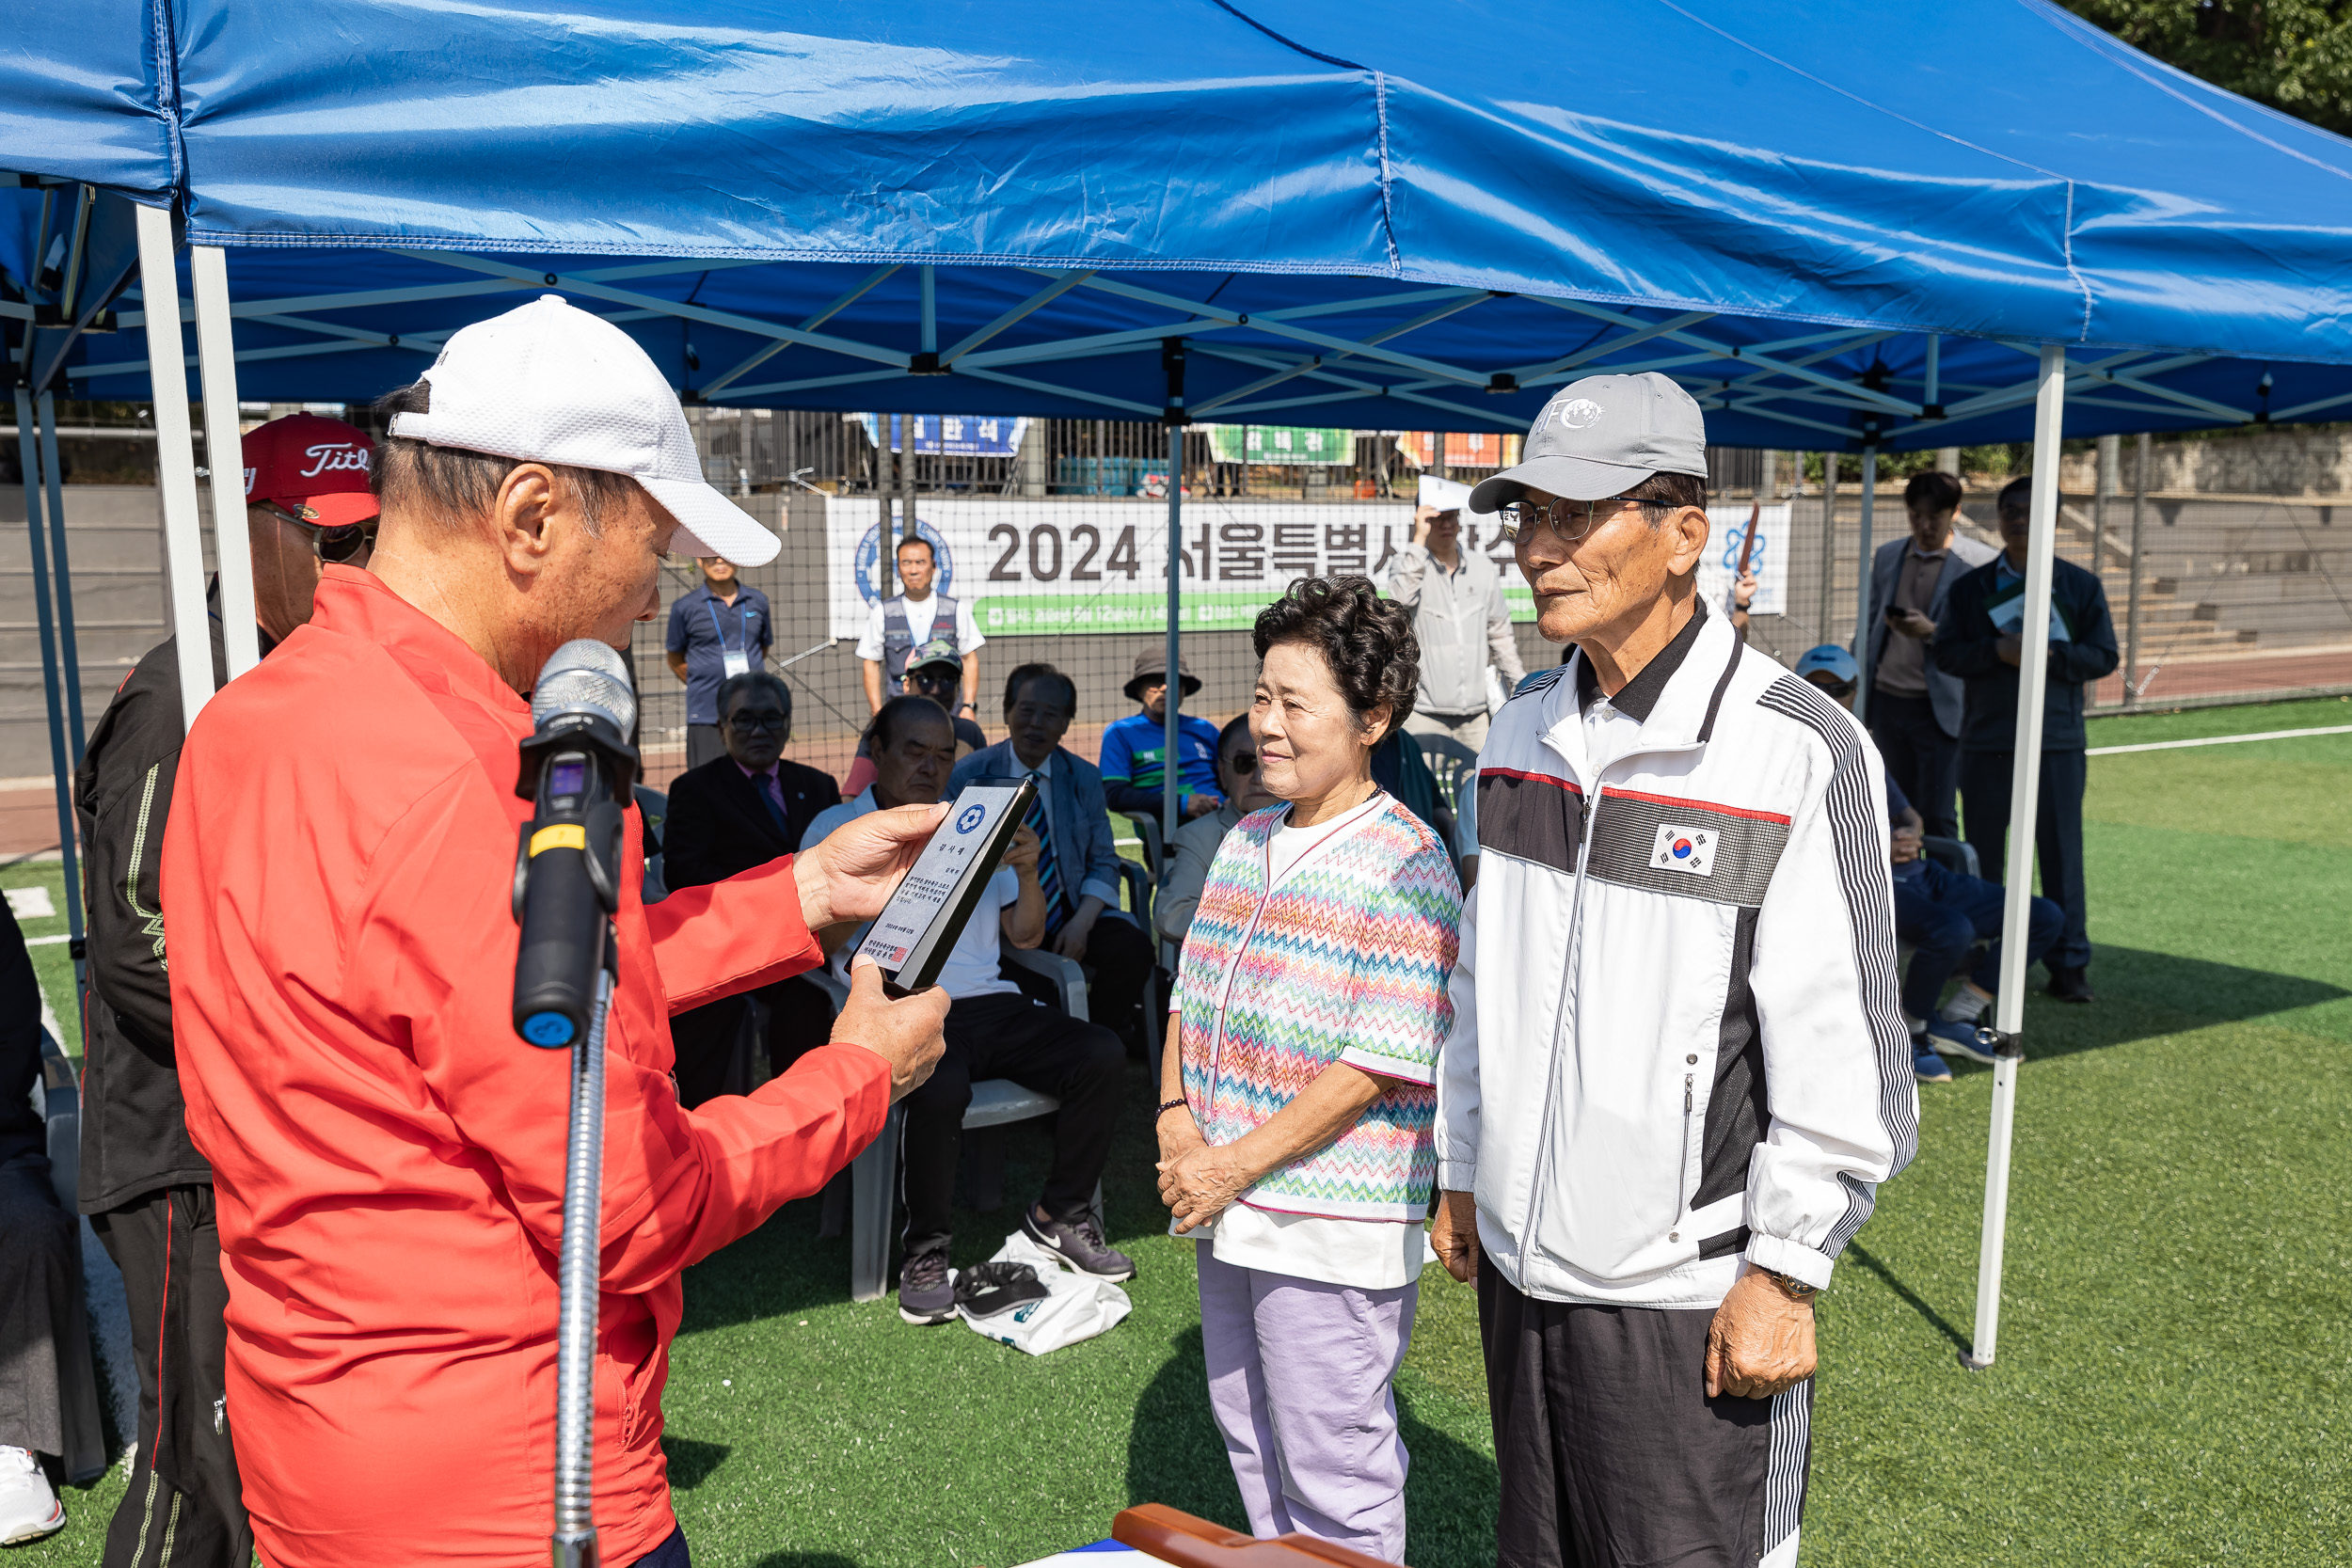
1156,577,1463,1563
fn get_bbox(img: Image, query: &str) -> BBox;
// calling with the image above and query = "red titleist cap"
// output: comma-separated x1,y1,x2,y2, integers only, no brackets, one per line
243,413,378,528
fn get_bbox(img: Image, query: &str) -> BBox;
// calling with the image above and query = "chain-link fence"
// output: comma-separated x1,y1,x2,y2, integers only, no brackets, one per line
627,417,2352,790
11,409,2348,793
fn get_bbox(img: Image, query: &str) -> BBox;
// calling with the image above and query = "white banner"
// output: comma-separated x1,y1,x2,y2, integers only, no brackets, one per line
826,497,1540,640
1694,503,1790,619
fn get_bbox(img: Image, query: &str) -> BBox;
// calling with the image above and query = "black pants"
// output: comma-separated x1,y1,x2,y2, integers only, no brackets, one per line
1867,689,1962,838
0,1154,78,1460
91,1185,252,1568
900,992,1123,1253
684,723,726,770
631,1527,691,1567
670,977,836,1108
1050,911,1155,1050
1480,1268,1810,1568
1959,747,2091,972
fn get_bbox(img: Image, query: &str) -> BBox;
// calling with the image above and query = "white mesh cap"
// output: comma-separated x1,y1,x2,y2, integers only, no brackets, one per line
388,293,778,567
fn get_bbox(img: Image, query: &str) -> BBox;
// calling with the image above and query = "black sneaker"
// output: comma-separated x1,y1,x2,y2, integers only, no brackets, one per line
2045,965,2095,1004
954,1260,1050,1321
1022,1206,1136,1282
898,1244,955,1326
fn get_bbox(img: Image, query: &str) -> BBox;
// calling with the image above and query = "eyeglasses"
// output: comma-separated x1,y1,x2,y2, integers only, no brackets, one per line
1499,494,1672,544
724,711,788,734
1227,752,1258,775
262,501,373,563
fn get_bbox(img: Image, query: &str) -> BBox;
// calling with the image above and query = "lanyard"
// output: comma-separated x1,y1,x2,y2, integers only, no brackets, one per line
706,594,749,654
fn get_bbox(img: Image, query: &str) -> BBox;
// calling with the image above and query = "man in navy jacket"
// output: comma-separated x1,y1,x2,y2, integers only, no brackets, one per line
1932,476,2119,1003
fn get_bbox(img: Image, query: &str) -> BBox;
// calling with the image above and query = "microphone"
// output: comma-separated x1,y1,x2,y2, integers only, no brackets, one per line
511,641,641,1048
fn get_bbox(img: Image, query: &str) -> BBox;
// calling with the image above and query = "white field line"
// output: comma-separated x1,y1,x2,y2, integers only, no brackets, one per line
2088,723,2352,756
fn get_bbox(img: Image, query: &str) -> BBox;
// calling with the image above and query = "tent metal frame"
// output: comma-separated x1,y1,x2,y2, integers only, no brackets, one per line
48,238,2249,446
2,182,2221,1395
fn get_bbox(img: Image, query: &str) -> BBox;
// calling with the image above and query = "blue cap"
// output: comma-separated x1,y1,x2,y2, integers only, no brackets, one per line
1792,644,1859,685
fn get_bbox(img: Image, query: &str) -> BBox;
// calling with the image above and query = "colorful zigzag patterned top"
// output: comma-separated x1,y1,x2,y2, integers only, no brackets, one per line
1175,797,1462,1222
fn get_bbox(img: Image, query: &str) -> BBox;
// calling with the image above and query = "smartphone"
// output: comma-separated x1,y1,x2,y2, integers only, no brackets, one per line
853,778,1038,997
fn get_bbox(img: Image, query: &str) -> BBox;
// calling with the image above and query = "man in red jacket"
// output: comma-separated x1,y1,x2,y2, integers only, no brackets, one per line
163,295,947,1568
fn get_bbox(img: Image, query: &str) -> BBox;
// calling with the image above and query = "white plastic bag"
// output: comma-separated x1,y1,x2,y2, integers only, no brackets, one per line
957,1229,1132,1355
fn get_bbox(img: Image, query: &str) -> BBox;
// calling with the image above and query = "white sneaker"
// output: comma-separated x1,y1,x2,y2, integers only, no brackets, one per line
0,1445,64,1544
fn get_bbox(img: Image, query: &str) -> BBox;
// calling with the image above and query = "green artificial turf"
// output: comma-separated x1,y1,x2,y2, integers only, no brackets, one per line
8,696,2348,1566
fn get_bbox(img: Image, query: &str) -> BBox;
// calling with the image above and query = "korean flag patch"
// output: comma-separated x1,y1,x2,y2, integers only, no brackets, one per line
1651,823,1716,877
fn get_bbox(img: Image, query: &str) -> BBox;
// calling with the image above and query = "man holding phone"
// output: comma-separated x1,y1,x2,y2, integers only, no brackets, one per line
1862,471,1995,836
807,697,1135,1327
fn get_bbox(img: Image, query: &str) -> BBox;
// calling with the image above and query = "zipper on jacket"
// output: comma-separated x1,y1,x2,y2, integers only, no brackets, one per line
1673,1072,1694,1237
1518,691,1715,1264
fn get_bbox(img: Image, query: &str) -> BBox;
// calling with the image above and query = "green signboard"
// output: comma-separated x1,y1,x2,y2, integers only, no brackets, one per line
1202,424,1356,467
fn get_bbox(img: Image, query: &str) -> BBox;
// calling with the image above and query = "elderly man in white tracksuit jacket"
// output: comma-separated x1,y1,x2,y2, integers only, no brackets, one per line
1429,372,1915,1568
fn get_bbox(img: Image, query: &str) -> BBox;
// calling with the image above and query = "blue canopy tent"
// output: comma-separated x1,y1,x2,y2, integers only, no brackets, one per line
10,0,2352,1377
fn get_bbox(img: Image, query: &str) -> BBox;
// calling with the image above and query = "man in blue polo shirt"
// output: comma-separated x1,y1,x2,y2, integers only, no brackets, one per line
666,555,773,768
1098,648,1222,823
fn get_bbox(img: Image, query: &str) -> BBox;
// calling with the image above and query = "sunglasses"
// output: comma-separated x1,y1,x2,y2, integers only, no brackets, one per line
262,501,373,563
1227,751,1258,775
724,711,788,734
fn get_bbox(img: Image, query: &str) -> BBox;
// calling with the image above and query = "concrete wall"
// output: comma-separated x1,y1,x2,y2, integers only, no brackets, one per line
2059,426,2352,499
0,485,208,777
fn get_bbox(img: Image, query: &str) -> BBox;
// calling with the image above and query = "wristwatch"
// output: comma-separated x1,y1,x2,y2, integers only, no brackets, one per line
1762,1268,1820,1301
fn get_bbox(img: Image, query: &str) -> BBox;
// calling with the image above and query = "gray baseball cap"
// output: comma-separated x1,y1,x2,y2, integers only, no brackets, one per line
1468,372,1708,514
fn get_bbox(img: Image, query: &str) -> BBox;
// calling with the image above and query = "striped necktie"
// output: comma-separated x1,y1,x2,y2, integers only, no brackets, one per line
1025,770,1065,936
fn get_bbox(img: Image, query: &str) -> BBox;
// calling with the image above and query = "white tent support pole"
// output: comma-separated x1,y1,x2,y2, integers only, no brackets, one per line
1923,334,1941,407
1963,341,2065,1372
192,245,260,680
1851,447,1877,723
135,204,219,734
34,391,87,759
918,266,937,356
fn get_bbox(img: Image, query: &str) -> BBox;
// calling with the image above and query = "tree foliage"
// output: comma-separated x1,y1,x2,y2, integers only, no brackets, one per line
2065,2,2352,135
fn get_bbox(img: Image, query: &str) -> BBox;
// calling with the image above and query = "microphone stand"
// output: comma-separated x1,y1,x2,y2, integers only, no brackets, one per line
554,947,616,1568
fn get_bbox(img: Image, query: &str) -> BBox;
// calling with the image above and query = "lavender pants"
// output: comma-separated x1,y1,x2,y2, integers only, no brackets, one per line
1196,1249,1419,1564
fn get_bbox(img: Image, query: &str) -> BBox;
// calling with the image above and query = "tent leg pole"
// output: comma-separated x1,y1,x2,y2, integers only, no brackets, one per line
134,203,219,735
2125,433,2148,708
1816,453,1837,644
13,387,89,1046
1963,341,2066,1371
191,245,260,679
1851,447,1877,724
1165,422,1183,847
34,393,86,762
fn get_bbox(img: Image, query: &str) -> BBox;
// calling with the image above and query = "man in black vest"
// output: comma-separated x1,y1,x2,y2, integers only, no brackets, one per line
662,671,843,1102
857,535,983,721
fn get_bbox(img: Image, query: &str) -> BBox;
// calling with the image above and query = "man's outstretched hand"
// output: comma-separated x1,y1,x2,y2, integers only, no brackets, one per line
1705,1268,1818,1400
793,801,948,932
834,959,947,1102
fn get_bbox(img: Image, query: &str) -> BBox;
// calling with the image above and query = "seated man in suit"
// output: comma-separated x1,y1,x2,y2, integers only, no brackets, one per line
661,671,843,1103
806,697,1133,1325
947,664,1158,1053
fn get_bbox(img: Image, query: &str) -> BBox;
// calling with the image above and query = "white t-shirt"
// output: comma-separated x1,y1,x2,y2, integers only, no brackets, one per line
855,593,987,663
804,789,1021,1002
1181,791,1431,1291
